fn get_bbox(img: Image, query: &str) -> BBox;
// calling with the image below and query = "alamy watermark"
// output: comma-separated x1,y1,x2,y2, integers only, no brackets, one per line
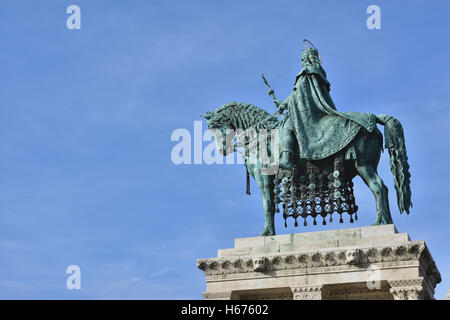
66,5,81,30
366,5,381,30
66,265,81,290
366,264,382,290
171,121,281,174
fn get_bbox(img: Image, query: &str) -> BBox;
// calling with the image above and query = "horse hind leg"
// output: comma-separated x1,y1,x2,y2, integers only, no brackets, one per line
355,163,393,225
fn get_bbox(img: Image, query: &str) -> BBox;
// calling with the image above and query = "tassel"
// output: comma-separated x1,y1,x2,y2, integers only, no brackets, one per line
246,167,251,195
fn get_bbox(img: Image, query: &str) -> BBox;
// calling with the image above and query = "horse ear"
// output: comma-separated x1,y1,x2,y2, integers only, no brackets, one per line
200,112,212,120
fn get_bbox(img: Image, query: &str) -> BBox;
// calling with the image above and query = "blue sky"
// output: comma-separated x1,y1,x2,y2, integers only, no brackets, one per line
0,0,449,299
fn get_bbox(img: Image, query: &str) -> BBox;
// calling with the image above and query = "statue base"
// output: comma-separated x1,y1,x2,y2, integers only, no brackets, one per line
197,225,441,300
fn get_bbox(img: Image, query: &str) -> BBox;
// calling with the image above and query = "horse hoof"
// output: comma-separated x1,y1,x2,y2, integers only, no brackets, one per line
372,219,393,226
374,216,393,225
259,230,276,236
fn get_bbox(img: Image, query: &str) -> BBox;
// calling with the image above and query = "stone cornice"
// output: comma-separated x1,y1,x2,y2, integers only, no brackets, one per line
197,241,441,288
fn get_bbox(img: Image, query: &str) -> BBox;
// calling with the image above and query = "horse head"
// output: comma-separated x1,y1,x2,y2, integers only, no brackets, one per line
200,108,236,156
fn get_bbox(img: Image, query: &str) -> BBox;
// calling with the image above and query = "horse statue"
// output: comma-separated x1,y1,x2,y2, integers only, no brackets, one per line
201,41,412,236
202,102,412,236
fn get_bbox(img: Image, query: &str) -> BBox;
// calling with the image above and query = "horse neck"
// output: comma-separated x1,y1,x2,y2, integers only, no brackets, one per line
227,104,266,132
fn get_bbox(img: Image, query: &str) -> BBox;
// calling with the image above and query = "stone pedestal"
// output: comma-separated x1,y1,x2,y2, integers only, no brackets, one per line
197,225,441,300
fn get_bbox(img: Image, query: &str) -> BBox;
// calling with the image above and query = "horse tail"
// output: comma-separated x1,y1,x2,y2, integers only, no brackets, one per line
376,114,412,214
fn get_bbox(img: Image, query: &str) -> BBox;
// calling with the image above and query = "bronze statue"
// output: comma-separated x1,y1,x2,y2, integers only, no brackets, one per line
201,40,411,236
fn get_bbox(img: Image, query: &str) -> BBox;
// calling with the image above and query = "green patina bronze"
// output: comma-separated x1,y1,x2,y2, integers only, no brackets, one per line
201,40,412,236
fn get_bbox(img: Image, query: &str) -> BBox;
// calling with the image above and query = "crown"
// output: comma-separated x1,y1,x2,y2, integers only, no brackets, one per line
301,39,322,64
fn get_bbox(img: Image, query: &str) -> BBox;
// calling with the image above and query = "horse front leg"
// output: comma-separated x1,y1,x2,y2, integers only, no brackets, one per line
254,169,276,236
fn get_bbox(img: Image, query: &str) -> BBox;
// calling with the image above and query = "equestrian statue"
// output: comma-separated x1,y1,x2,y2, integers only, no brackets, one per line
201,40,412,236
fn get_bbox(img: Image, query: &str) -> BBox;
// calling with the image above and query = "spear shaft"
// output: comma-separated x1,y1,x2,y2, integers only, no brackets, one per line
261,73,277,102
261,73,284,115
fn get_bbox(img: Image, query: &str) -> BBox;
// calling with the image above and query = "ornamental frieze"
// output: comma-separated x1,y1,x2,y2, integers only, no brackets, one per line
196,242,440,287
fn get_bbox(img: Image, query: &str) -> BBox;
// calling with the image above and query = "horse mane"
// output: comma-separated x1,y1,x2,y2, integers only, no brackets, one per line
212,101,278,130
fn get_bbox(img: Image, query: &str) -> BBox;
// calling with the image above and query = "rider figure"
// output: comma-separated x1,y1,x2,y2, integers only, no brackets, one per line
274,41,337,170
